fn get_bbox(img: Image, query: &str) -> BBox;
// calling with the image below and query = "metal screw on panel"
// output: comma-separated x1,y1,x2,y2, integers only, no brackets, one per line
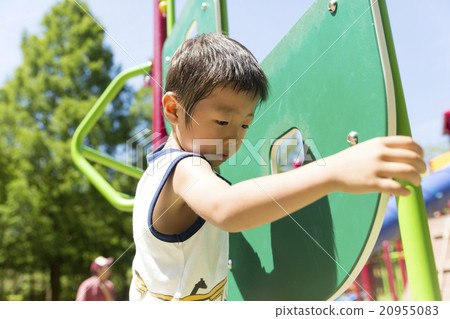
201,2,207,11
328,0,337,14
347,131,358,146
228,259,232,270
165,56,171,63
144,75,152,85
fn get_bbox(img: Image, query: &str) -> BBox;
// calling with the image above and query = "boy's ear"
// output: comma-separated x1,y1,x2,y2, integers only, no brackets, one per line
163,92,180,125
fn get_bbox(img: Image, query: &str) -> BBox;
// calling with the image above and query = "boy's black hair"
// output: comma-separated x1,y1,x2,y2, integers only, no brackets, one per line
165,33,269,127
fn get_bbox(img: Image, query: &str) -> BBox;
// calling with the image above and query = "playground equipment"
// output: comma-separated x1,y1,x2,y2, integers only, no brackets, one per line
340,239,408,301
443,110,450,136
71,0,441,300
430,152,450,173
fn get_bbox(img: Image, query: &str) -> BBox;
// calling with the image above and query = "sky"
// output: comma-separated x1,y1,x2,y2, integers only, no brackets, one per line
0,0,449,161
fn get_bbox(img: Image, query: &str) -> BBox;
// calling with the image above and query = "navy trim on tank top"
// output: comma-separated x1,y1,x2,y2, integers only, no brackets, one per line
146,143,184,163
147,142,232,185
148,153,205,242
146,145,231,243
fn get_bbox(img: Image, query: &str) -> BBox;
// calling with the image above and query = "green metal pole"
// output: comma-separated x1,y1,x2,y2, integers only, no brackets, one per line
166,0,175,36
71,62,152,212
82,146,144,179
219,0,229,36
379,0,441,300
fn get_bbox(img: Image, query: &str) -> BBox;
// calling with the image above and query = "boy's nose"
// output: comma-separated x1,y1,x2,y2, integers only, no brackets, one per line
223,127,244,146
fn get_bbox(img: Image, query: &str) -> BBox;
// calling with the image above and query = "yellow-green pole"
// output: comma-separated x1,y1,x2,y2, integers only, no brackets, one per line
379,0,441,300
220,0,228,35
166,0,175,36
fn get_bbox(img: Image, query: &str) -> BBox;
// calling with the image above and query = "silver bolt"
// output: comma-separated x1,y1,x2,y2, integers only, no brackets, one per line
228,259,232,270
144,75,151,84
165,56,171,63
347,131,358,146
201,2,207,11
328,0,337,14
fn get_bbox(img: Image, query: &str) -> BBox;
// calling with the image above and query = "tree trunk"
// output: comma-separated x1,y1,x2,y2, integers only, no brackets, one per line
29,272,34,301
49,261,61,301
0,274,3,300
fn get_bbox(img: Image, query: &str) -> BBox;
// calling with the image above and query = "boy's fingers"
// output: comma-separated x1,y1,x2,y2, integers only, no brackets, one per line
381,148,427,173
377,178,411,197
382,136,424,157
378,162,422,186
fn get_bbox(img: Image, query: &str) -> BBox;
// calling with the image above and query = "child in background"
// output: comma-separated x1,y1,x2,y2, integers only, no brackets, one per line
76,256,116,301
129,33,426,301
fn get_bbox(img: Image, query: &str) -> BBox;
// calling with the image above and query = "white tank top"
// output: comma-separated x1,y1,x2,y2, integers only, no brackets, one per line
129,144,229,301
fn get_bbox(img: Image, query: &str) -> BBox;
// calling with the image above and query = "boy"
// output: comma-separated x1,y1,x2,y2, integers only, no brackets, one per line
129,33,425,301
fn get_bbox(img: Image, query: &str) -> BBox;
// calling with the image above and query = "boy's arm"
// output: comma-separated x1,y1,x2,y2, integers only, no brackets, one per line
173,136,426,233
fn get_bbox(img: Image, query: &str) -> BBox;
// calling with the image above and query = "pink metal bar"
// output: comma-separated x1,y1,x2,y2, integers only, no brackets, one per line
354,277,362,301
383,241,398,301
152,0,168,148
361,264,372,301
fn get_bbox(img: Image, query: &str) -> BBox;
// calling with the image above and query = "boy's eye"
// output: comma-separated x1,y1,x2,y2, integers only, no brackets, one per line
242,124,249,129
216,120,229,126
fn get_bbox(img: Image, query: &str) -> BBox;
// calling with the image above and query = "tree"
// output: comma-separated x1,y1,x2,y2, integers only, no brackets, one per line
128,83,154,137
0,0,152,300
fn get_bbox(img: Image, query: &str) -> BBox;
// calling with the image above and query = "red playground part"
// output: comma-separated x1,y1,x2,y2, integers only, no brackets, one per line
443,110,450,135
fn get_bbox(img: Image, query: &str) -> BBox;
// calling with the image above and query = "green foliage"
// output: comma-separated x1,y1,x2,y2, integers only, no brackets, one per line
0,0,152,300
128,84,153,136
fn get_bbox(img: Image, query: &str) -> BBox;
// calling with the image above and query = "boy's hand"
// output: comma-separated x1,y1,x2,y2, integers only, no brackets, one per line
328,136,426,196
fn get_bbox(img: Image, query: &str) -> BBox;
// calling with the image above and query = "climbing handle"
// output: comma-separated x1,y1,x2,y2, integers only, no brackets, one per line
71,62,152,212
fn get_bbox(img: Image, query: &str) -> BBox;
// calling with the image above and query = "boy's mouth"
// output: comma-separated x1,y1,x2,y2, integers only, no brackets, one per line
217,154,229,161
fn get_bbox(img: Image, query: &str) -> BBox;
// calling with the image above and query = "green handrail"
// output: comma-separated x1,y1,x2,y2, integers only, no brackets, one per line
220,0,228,35
82,146,144,179
71,62,152,212
166,0,175,36
379,0,442,300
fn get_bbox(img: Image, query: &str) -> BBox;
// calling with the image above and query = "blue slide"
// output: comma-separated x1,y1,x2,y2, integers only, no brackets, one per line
373,165,450,252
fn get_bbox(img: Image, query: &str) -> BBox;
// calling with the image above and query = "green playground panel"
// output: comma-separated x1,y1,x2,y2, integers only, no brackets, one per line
221,0,393,300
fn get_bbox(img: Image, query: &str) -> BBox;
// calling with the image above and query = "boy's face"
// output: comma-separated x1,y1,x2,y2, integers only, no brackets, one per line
173,86,260,167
